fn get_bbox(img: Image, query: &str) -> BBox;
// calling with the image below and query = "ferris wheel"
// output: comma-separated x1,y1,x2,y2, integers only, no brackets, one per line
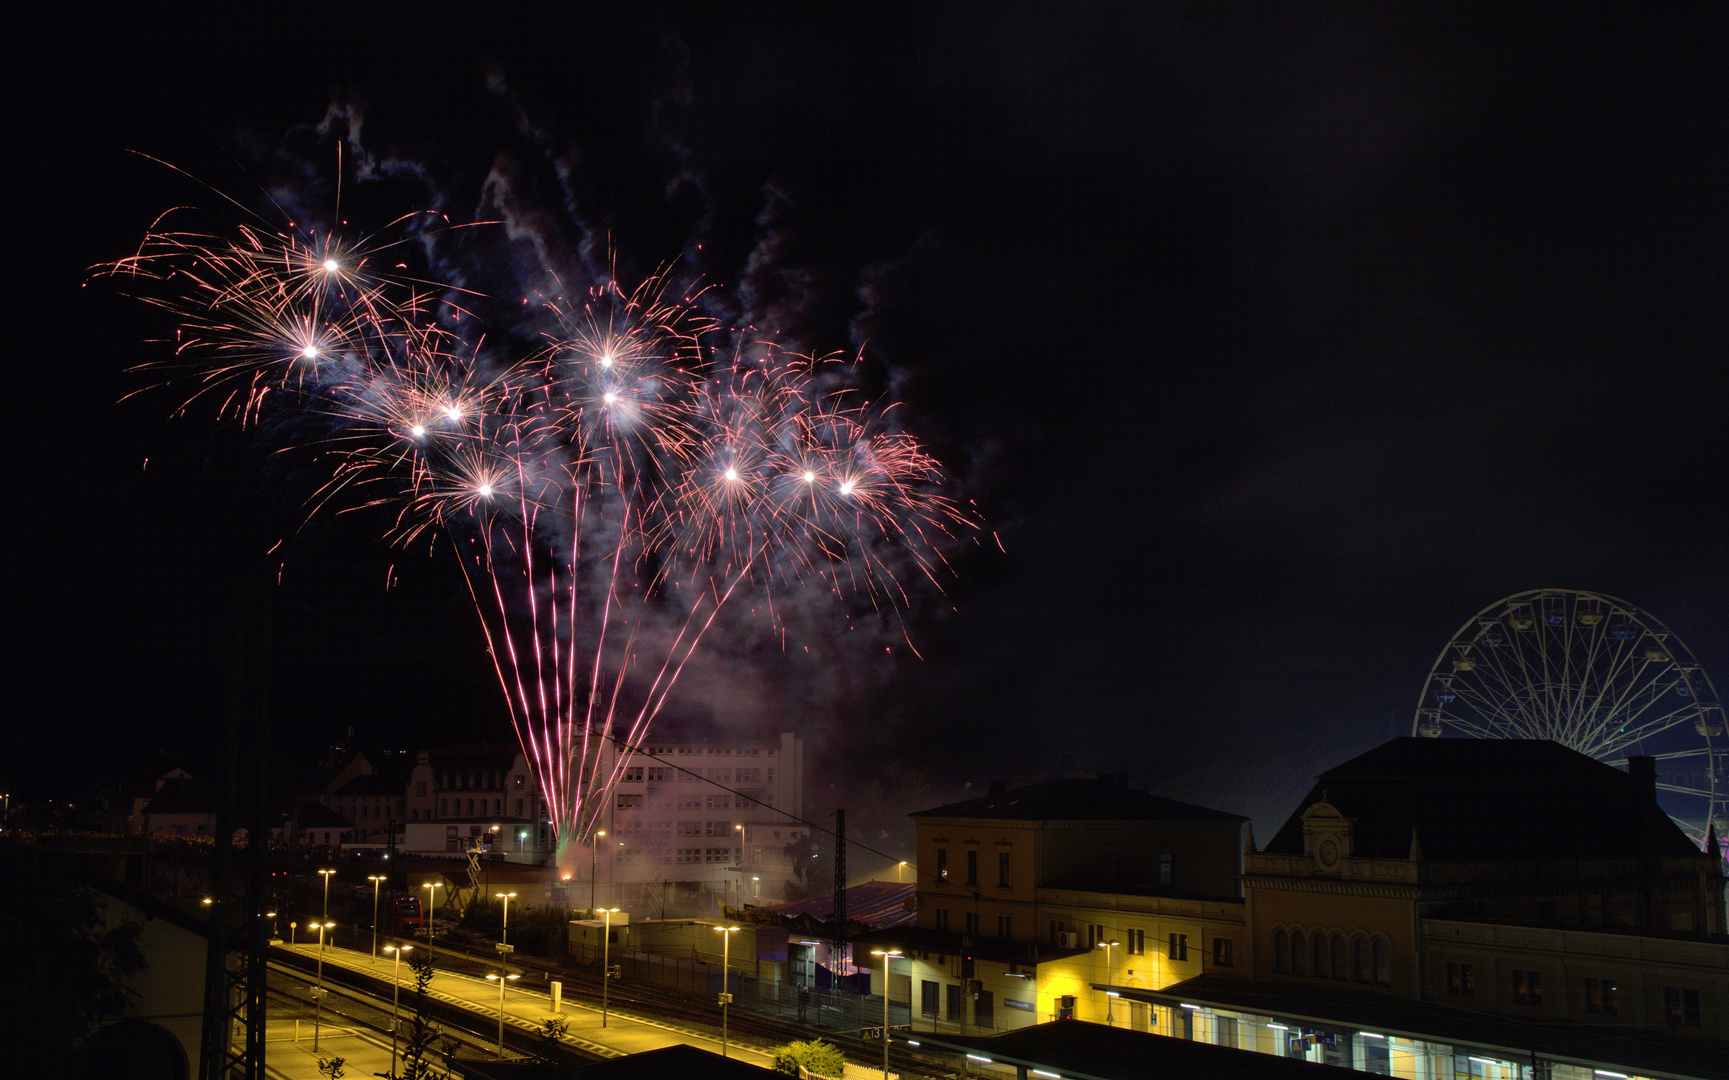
1414,588,1726,850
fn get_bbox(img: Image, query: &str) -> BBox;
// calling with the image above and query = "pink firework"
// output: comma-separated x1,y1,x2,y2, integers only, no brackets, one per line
106,196,972,875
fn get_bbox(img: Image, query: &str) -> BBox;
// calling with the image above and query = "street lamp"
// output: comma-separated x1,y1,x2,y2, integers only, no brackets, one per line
590,830,606,912
898,861,908,884
484,971,521,1057
421,881,443,944
312,921,337,1050
384,943,413,1077
318,868,337,948
713,925,740,1058
368,875,387,959
599,907,621,1027
1096,939,1120,1026
871,949,902,1079
495,891,518,946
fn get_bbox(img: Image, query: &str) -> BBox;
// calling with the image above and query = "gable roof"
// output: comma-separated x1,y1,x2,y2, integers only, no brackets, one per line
1263,738,1699,860
913,777,1244,824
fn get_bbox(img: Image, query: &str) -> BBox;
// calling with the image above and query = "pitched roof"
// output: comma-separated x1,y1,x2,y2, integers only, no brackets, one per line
913,1018,1363,1079
1263,738,1700,860
912,777,1245,824
332,774,406,797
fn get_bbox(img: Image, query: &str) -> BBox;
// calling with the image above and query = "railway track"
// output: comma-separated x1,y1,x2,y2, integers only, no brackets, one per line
272,938,951,1078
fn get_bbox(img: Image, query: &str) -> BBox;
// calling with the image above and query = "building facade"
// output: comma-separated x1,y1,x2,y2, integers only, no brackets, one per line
858,775,1250,1035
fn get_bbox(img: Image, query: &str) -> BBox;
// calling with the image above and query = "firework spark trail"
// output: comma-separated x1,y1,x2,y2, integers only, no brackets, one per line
106,194,973,874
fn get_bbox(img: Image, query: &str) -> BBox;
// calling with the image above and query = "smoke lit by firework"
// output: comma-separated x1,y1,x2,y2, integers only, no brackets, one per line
106,174,972,872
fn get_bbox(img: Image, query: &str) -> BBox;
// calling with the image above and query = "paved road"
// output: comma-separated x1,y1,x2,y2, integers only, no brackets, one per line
262,942,889,1079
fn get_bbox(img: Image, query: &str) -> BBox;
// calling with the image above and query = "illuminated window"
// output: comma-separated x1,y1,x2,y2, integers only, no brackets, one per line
1664,986,1700,1027
1512,969,1542,1006
1446,962,1474,997
1585,977,1618,1016
1167,933,1189,961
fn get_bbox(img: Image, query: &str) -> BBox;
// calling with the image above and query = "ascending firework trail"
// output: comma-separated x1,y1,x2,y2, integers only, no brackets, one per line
106,172,972,878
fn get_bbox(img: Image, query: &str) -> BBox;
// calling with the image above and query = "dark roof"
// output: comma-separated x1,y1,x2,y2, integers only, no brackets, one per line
141,777,222,816
572,1044,779,1078
908,1019,1363,1080
912,777,1245,824
1132,975,1728,1080
295,803,354,829
332,774,406,797
1264,738,1701,861
764,880,916,929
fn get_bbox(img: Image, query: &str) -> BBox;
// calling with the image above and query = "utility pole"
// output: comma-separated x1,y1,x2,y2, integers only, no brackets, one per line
198,580,272,1080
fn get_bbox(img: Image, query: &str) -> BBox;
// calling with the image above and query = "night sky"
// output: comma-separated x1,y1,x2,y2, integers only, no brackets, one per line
15,5,1727,844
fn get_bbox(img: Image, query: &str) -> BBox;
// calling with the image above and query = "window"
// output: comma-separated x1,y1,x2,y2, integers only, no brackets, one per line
1290,931,1307,976
922,980,940,1017
1126,928,1145,955
1212,937,1234,967
1049,920,1067,944
997,851,1011,887
438,799,447,816
1159,852,1174,887
997,915,1012,938
1664,986,1701,1027
965,849,978,886
647,766,670,782
965,911,980,937
1512,969,1542,1006
1168,933,1189,961
622,767,642,782
1373,937,1391,985
934,909,949,932
936,848,948,880
1312,934,1327,979
1446,962,1474,997
1585,977,1619,1016
416,781,427,796
1353,937,1371,983
1272,929,1289,973
1330,934,1347,980
974,989,993,1026
616,793,642,809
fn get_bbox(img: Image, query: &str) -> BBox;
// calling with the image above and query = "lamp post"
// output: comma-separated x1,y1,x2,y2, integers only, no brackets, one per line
318,868,336,942
484,971,521,1057
1096,939,1120,1026
590,830,606,912
495,891,518,946
713,925,740,1057
871,948,902,1079
313,921,336,1050
421,881,443,944
599,907,620,1027
384,943,412,1077
368,874,386,959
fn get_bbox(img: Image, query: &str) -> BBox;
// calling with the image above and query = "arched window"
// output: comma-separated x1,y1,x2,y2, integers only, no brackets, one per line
1312,933,1329,980
1291,931,1307,976
1272,928,1289,973
1331,933,1348,980
1373,937,1392,985
1354,936,1371,983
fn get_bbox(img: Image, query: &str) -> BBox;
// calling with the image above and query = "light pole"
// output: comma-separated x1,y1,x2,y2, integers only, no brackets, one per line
713,925,740,1058
871,948,902,1079
495,891,518,946
421,881,443,944
484,971,521,1057
384,943,412,1077
318,864,333,933
590,830,606,912
368,874,386,959
600,907,620,1027
313,921,336,1050
1096,939,1120,1026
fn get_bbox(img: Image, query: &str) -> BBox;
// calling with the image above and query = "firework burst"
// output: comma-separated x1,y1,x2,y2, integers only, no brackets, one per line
106,187,972,875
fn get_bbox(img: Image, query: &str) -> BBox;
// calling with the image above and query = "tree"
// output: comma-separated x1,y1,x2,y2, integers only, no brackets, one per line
770,1039,846,1078
0,847,146,1080
398,948,442,1079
